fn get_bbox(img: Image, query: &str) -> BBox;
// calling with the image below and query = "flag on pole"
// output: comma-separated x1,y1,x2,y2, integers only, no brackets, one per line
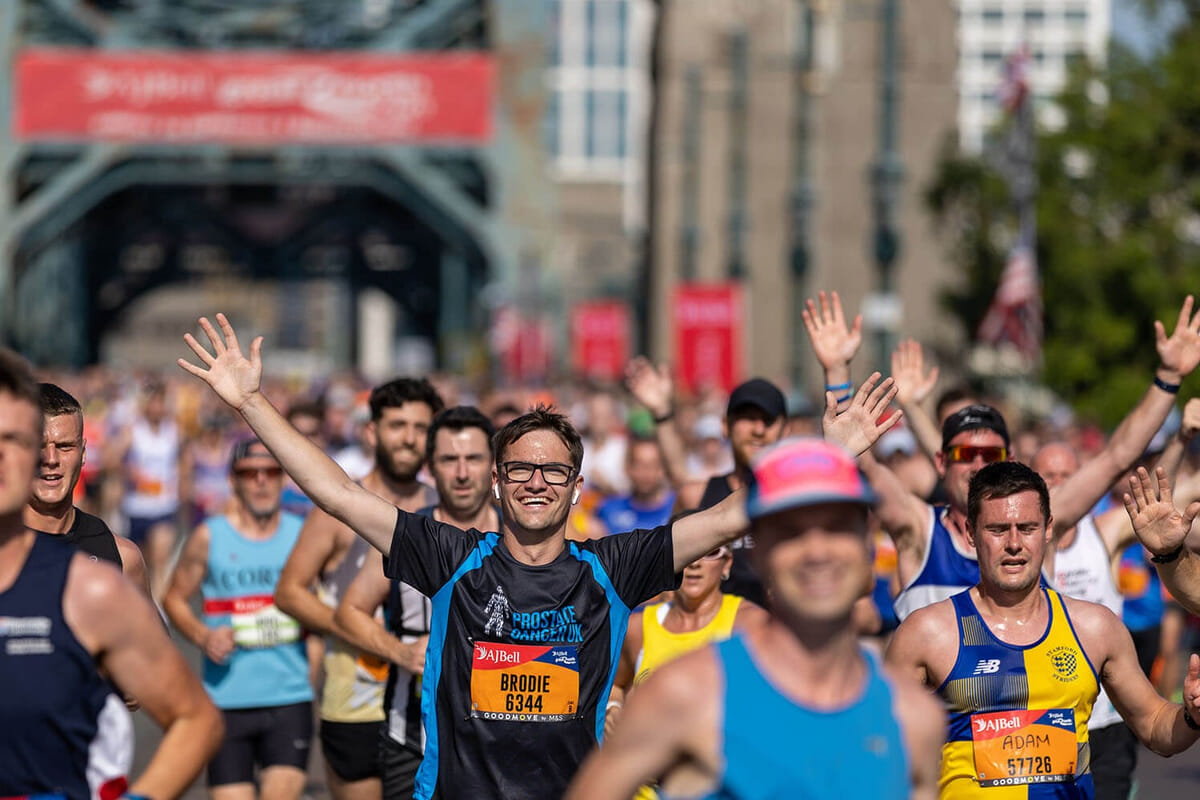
977,239,1042,363
998,44,1031,115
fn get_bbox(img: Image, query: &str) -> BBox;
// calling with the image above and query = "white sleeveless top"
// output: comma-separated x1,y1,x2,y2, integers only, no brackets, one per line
1053,514,1123,729
121,419,180,518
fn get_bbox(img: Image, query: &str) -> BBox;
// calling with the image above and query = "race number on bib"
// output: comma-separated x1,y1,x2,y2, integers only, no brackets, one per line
205,594,301,649
970,708,1077,787
470,642,580,722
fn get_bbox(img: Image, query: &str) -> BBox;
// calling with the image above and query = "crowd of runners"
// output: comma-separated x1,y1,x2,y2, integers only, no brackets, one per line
6,292,1200,798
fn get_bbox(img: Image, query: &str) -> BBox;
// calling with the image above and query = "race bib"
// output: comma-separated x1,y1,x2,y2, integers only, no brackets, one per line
470,642,580,722
212,595,301,649
970,708,1077,787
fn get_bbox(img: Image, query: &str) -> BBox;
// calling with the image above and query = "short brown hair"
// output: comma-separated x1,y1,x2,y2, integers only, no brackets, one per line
0,349,43,436
493,405,583,472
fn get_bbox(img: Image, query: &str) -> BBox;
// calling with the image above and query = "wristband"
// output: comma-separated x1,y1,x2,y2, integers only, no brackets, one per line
825,382,852,392
652,409,675,424
1184,707,1200,732
1154,375,1181,394
1150,544,1185,564
834,392,853,403
122,794,153,800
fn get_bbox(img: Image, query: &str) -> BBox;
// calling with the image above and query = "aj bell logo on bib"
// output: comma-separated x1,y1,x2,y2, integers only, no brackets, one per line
973,713,1023,735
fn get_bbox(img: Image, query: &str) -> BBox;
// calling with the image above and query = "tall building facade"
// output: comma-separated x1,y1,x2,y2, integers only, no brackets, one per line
956,0,1111,154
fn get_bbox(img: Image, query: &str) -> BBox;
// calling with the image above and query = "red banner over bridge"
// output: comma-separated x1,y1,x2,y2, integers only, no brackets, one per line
14,48,494,145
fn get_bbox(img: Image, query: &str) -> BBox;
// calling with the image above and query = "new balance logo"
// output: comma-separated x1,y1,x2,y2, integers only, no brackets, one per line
973,659,1001,675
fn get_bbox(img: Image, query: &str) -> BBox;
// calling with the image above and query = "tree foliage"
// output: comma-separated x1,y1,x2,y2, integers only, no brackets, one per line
926,10,1200,427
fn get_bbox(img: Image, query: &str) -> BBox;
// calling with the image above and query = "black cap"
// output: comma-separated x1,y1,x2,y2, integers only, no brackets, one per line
229,437,276,471
941,404,1010,450
726,378,787,423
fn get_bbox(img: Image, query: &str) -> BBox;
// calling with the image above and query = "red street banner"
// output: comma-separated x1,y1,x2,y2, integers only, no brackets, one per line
571,301,630,382
14,48,493,145
672,283,745,393
491,306,552,383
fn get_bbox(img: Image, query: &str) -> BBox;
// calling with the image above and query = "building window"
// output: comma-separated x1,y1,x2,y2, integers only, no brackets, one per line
545,0,643,177
1065,9,1088,26
1023,8,1046,24
981,7,1004,23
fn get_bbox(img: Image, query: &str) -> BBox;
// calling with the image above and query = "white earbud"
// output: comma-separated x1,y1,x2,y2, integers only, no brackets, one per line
572,488,581,504
493,484,501,500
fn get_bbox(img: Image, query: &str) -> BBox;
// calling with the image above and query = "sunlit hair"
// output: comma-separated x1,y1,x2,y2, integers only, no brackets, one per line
493,405,584,473
38,382,82,418
426,406,496,463
967,461,1050,528
369,377,445,422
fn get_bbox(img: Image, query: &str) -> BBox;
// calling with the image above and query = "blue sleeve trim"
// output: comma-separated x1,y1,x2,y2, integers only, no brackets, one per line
572,541,632,743
413,532,497,799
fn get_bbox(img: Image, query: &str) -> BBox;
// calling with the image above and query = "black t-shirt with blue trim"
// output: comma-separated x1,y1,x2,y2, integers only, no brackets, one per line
386,513,677,800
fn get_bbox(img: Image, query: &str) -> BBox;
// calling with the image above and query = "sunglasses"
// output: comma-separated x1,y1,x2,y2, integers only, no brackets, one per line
701,546,730,561
499,461,576,486
234,466,284,481
944,445,1008,464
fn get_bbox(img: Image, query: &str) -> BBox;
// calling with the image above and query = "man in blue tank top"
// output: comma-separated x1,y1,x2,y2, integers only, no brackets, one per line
163,438,313,800
566,437,946,800
0,348,223,799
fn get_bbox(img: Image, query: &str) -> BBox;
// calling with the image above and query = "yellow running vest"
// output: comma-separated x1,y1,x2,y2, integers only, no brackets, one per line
635,594,742,686
938,588,1098,799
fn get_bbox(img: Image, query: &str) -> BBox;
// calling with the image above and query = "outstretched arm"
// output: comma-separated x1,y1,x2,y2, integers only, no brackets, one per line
626,357,690,487
179,314,397,553
1124,465,1200,614
890,339,943,461
802,290,862,404
1053,297,1200,534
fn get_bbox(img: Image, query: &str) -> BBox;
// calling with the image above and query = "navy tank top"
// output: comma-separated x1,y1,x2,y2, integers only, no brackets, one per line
0,534,132,799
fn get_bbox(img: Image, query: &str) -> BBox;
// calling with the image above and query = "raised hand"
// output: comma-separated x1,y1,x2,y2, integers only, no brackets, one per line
890,338,940,407
1156,296,1200,380
625,357,674,420
1123,466,1200,558
822,372,902,457
801,291,863,370
177,314,263,411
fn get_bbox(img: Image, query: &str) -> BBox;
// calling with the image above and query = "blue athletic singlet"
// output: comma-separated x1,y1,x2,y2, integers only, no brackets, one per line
200,514,312,710
938,589,1097,799
894,506,981,621
0,535,133,799
700,634,910,800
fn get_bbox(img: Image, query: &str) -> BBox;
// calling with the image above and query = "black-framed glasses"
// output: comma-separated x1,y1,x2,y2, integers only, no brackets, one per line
499,461,575,485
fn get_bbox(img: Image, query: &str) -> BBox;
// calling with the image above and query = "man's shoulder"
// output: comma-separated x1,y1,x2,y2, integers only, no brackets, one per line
71,508,114,538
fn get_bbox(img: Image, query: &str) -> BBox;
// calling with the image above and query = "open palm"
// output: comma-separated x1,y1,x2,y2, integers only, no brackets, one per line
1123,466,1200,556
178,314,263,411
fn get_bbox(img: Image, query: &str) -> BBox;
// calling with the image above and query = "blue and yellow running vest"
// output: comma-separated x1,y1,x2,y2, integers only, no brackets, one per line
938,588,1097,799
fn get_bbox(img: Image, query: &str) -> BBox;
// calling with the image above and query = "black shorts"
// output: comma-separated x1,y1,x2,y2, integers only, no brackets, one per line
207,701,313,786
379,733,422,800
320,719,384,782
